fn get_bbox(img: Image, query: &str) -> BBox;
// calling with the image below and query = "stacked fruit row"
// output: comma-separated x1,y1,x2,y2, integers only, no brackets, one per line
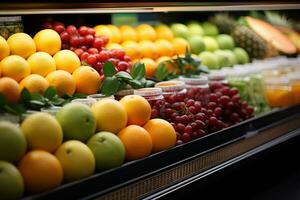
0,95,177,199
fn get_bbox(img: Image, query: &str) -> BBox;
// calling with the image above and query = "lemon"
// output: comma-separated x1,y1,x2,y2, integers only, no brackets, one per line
53,50,80,73
0,55,30,82
0,36,10,61
27,52,56,77
34,29,61,56
7,33,36,59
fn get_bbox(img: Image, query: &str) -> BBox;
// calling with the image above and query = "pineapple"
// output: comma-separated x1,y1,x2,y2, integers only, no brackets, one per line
210,13,271,60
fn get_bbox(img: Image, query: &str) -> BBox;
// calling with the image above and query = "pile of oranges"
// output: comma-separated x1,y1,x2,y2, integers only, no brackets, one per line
0,31,102,104
0,95,176,198
93,24,191,77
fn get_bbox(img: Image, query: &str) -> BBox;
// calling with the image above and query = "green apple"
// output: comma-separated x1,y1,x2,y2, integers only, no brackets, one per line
203,36,219,52
0,121,26,162
214,50,231,68
223,50,238,67
56,102,96,142
170,23,189,39
188,35,205,54
233,47,250,64
202,22,219,36
187,22,204,36
199,51,219,69
87,131,125,172
55,140,95,182
0,161,24,200
216,34,235,50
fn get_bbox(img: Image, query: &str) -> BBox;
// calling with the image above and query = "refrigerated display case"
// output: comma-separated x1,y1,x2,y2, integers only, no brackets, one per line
1,1,300,199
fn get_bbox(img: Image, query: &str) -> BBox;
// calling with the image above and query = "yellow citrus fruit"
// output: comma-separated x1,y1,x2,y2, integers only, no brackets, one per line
21,112,63,153
107,25,122,43
19,74,49,95
33,29,61,56
155,24,174,41
121,40,141,60
7,33,36,59
106,43,123,50
119,25,138,42
18,150,63,194
155,39,174,57
0,35,10,60
94,25,113,42
136,24,157,41
156,56,176,73
27,52,56,77
72,66,101,95
143,118,176,153
139,40,158,59
120,95,151,126
117,125,152,161
91,99,127,133
0,55,30,82
172,37,190,55
0,77,20,103
46,70,75,96
53,50,80,73
140,58,157,77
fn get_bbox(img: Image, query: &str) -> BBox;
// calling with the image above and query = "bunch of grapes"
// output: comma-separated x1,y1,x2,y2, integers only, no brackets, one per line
43,22,132,75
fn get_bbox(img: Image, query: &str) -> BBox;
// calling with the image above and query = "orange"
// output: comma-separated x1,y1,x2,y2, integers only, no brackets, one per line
140,58,157,77
106,43,123,50
143,119,176,153
121,40,141,60
72,66,101,95
94,25,113,42
119,25,138,42
172,37,190,55
155,39,174,57
120,95,151,126
53,50,80,73
156,56,177,73
139,40,158,59
107,25,122,44
136,24,157,41
155,24,174,41
46,70,76,96
117,125,152,161
33,29,61,56
0,55,30,82
21,112,63,152
27,52,56,77
19,74,49,95
7,33,36,59
0,35,10,60
0,77,20,103
18,150,63,194
91,99,127,133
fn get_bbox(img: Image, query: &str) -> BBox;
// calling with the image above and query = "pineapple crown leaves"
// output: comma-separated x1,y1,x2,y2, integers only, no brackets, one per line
264,11,293,28
100,61,155,96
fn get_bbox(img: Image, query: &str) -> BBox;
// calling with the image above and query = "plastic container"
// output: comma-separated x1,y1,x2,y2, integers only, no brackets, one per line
71,98,96,107
0,113,20,124
179,76,209,105
264,77,293,107
288,72,300,104
21,110,39,121
87,94,115,101
41,106,62,116
155,81,186,103
207,71,228,86
134,88,165,108
0,16,24,39
114,89,134,101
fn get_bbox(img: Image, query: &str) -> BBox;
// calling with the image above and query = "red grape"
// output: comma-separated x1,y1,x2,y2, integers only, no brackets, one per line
84,34,95,46
70,35,80,47
230,88,239,96
87,54,98,66
184,125,193,134
94,62,104,73
78,26,89,36
176,123,185,133
101,35,109,45
97,50,110,62
117,61,129,71
60,31,70,43
182,133,191,143
93,37,104,50
209,93,218,102
66,25,77,35
123,55,131,62
87,28,95,36
107,58,119,66
151,109,159,118
88,48,99,54
80,52,89,61
112,49,125,60
74,48,84,56
42,22,52,29
53,24,65,34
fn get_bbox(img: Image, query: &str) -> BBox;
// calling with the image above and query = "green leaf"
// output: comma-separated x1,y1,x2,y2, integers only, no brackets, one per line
72,93,88,99
115,71,133,81
128,79,143,89
155,63,168,81
101,77,120,96
44,87,57,100
21,88,31,103
0,94,6,106
8,104,26,115
3,105,17,115
29,100,45,106
31,93,44,101
103,61,116,77
51,97,65,106
131,62,146,80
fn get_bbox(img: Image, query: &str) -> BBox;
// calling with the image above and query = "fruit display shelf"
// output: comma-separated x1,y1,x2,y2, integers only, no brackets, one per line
23,104,300,200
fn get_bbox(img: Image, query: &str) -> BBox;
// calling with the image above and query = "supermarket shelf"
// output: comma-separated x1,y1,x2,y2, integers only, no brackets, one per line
0,2,300,15
23,104,300,200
